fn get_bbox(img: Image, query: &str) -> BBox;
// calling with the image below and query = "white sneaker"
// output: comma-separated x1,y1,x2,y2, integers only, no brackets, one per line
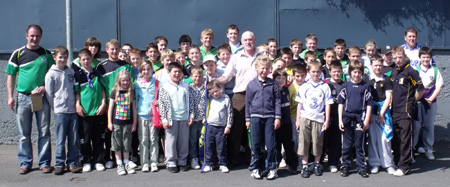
150,163,159,172
417,147,426,153
128,161,137,169
117,165,126,175
267,169,278,180
251,169,261,179
329,165,338,173
387,167,396,175
425,150,435,160
125,163,136,174
219,165,229,173
95,163,105,171
190,158,201,169
142,163,150,172
105,161,114,169
371,166,379,174
393,169,405,177
279,159,287,168
82,163,91,172
203,165,212,172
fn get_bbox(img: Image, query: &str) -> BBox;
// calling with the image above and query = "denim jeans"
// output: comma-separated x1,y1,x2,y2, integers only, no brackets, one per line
16,93,51,169
189,120,203,159
54,113,80,168
249,117,278,171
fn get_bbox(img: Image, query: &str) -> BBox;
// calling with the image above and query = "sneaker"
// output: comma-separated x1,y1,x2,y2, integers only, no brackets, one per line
340,167,349,177
387,167,396,175
82,163,91,172
267,169,278,180
95,163,105,171
128,161,137,169
105,161,114,169
279,159,287,168
296,164,303,172
41,166,52,173
167,166,179,173
301,167,311,178
54,167,65,175
151,163,159,172
329,165,338,173
203,165,212,172
125,163,136,174
417,147,426,153
393,169,405,177
251,169,262,179
69,165,82,173
117,165,126,175
371,166,379,174
190,158,201,169
313,164,323,176
219,165,229,173
180,165,189,172
425,150,435,160
19,167,30,175
359,170,369,178
142,163,150,172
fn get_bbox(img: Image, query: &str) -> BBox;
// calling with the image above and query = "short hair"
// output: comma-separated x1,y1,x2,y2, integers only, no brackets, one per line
122,43,133,49
179,34,192,45
168,62,182,72
138,61,154,74
84,37,102,58
53,46,68,56
324,48,336,57
266,38,277,46
280,47,293,58
254,55,272,67
190,66,203,75
364,40,377,50
227,24,240,34
26,24,43,35
348,60,364,73
307,61,321,71
188,45,200,52
419,46,432,57
201,28,214,39
78,48,92,58
305,33,318,42
304,51,316,60
154,36,168,45
217,43,232,55
106,39,120,49
257,44,268,51
274,58,286,66
370,54,384,65
334,38,346,47
290,38,303,47
174,49,185,57
129,48,141,56
160,49,174,61
329,60,342,70
145,42,158,52
119,49,126,54
348,46,361,55
207,80,222,92
272,68,288,80
292,64,307,75
405,27,418,36
392,46,405,56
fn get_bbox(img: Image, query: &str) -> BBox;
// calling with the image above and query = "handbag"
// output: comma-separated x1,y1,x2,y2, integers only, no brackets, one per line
152,80,163,128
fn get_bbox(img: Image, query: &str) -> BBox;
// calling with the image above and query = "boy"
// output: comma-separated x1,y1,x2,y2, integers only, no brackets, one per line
246,56,281,180
154,49,175,85
129,48,142,79
45,46,81,175
74,49,107,172
296,61,333,178
154,36,168,53
367,55,396,175
381,46,395,76
304,51,324,82
178,35,192,66
337,60,372,178
299,33,323,64
322,60,344,173
199,28,217,61
413,47,444,161
203,55,223,80
322,48,337,79
216,43,235,99
226,24,241,54
174,49,190,80
185,45,203,77
159,62,194,173
145,42,162,72
203,80,233,173
343,46,370,82
290,38,305,67
334,38,349,67
280,47,294,75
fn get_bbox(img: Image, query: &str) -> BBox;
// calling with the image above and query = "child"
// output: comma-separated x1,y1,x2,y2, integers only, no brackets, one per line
174,49,190,80
290,38,305,67
334,38,349,67
304,51,324,82
337,60,372,178
159,62,193,173
380,46,395,76
153,49,175,85
322,61,344,173
72,37,102,72
322,48,337,79
122,43,133,55
413,47,444,161
199,28,217,61
343,46,370,82
134,62,160,172
266,38,278,61
74,49,107,172
257,44,269,56
108,69,137,175
227,24,241,54
268,59,286,79
178,35,192,66
216,43,235,99
188,66,206,170
300,33,323,63
45,46,81,175
129,48,142,80
246,56,281,180
185,45,203,77
273,68,298,174
367,55,396,174
118,49,129,63
154,36,168,53
361,40,377,68
295,60,333,178
203,80,233,173
203,55,223,80
145,42,163,72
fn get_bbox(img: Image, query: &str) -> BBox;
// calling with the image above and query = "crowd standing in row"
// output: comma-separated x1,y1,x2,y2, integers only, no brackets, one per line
6,24,444,180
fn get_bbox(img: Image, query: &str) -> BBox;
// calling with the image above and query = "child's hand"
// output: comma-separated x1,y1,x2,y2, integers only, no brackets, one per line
322,122,329,132
377,114,385,125
131,123,137,132
425,98,433,104
163,122,170,129
274,119,281,130
96,103,106,116
363,121,369,132
108,123,113,131
152,100,159,106
202,119,205,124
188,118,194,127
224,127,231,134
246,122,251,129
339,121,345,132
76,103,86,117
296,120,301,131
287,75,293,84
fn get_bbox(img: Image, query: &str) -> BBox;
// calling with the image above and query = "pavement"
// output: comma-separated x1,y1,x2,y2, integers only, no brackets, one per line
0,141,449,187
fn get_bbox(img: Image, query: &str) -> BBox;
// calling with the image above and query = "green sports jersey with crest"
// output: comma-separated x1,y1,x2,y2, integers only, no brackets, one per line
95,59,135,99
74,69,105,116
72,57,100,72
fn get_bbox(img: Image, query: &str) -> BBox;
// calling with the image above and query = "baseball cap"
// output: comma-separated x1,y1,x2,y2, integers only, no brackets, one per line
381,46,392,55
202,55,217,64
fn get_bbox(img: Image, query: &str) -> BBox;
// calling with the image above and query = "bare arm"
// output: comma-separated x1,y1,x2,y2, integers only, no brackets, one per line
415,89,425,103
214,76,229,85
378,92,392,124
108,98,114,131
363,105,372,131
6,75,16,111
426,87,442,104
338,104,344,131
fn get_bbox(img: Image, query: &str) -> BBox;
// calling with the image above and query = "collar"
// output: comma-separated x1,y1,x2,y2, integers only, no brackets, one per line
370,73,385,82
397,63,409,71
403,42,421,50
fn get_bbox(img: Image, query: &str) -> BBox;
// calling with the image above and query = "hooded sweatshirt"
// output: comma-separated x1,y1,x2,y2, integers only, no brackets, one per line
45,64,76,113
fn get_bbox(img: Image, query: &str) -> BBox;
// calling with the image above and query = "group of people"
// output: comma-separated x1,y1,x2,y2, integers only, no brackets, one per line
6,24,444,180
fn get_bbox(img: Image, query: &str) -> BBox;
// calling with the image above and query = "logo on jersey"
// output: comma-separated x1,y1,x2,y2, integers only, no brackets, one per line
41,56,47,63
309,97,319,109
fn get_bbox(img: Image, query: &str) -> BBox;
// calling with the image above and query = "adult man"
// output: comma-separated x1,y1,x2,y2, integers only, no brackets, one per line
390,46,424,176
401,27,434,67
6,25,54,174
216,31,261,167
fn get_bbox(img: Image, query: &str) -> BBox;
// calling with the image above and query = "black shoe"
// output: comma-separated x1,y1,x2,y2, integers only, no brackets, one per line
313,164,323,176
167,166,179,173
288,166,298,174
261,169,269,177
180,165,189,172
54,167,65,175
69,165,82,173
359,169,369,178
340,167,349,177
301,167,311,178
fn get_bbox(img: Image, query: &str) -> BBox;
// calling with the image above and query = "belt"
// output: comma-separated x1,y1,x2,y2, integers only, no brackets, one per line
18,92,31,96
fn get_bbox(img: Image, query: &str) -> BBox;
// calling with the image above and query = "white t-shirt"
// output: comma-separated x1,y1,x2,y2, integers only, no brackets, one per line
417,64,444,89
295,80,333,123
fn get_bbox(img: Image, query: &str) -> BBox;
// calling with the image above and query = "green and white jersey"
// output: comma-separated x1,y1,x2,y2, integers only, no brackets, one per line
74,69,105,116
95,59,135,98
5,46,54,93
199,46,217,62
72,57,100,72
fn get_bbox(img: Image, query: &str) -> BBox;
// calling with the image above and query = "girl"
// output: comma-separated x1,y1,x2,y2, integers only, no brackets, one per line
266,38,279,61
361,40,377,69
108,69,138,175
72,37,102,72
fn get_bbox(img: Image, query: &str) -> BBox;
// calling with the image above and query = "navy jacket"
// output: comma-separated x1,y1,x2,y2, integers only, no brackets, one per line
245,78,281,121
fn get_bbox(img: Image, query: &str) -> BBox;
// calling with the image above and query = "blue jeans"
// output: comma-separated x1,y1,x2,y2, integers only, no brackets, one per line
189,120,203,159
54,113,80,168
205,125,227,166
16,93,51,169
249,117,278,171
